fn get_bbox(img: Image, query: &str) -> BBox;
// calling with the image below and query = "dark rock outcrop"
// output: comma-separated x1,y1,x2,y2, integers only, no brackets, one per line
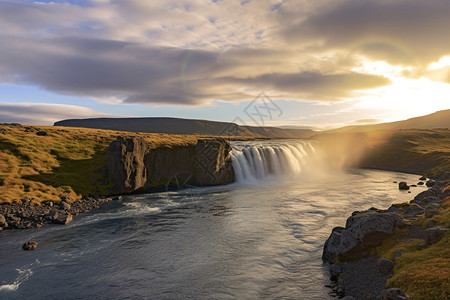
0,196,117,230
324,182,449,299
398,182,409,190
107,137,235,193
108,137,149,192
323,210,408,263
22,241,38,250
378,258,394,275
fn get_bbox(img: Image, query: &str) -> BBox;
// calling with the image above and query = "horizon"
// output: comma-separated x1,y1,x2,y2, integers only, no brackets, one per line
1,1,450,128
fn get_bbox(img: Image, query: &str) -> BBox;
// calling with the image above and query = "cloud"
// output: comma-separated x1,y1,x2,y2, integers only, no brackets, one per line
0,102,108,125
0,0,445,107
281,0,450,66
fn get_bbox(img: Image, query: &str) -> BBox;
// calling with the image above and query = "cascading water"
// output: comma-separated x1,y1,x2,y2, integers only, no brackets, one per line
230,140,316,182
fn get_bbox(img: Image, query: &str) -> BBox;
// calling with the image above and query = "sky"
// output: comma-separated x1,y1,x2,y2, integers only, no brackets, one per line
0,0,450,129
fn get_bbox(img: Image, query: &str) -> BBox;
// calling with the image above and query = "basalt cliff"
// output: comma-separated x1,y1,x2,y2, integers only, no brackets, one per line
108,137,235,193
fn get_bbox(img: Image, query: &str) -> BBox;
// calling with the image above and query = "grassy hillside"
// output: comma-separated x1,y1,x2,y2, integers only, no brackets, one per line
330,109,450,133
0,124,199,205
359,129,450,178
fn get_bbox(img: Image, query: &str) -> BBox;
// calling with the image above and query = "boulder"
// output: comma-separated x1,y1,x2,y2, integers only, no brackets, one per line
323,210,408,263
417,181,424,185
425,226,448,245
329,264,342,280
36,131,48,136
380,288,411,300
426,180,436,187
59,201,71,211
55,214,73,225
22,241,38,250
44,210,59,221
378,258,393,275
398,182,409,190
341,296,356,300
419,176,427,181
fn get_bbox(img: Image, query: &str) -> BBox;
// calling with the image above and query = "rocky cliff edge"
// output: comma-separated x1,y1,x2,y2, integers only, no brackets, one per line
107,136,235,193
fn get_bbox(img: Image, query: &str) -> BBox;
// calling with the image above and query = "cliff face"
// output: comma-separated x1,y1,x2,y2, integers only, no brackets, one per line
107,137,235,193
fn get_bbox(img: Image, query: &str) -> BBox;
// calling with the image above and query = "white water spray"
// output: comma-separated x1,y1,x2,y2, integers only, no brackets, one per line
230,140,316,183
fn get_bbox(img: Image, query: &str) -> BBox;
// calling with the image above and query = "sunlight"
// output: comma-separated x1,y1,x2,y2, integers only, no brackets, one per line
353,59,450,122
428,56,450,70
356,77,450,121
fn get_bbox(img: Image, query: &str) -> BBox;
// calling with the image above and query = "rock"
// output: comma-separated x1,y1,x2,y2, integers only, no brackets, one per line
22,241,38,250
59,201,71,210
393,249,403,260
108,137,152,192
108,136,235,193
417,243,427,250
378,258,393,275
380,288,411,300
0,214,7,228
45,210,58,221
410,184,417,187
36,131,48,136
398,182,409,190
426,180,436,187
55,214,73,225
323,211,408,263
419,176,427,181
425,226,448,245
330,264,342,280
341,296,356,300
195,138,235,186
412,189,436,203
417,181,424,185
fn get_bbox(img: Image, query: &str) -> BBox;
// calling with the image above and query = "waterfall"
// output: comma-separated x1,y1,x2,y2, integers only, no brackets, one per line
230,140,316,183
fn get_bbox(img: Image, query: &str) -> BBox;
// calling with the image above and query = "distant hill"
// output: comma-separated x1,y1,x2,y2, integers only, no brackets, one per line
54,117,316,139
330,109,450,133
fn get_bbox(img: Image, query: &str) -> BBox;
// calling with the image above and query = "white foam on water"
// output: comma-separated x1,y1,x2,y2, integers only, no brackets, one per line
0,266,34,292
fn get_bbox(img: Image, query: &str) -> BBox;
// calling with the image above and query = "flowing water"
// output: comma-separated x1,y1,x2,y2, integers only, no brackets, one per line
0,140,426,299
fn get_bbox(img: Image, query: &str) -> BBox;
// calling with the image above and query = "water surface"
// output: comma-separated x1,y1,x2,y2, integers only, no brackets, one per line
0,167,425,299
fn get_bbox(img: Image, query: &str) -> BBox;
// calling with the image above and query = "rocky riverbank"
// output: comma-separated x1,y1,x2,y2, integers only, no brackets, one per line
322,177,449,299
0,195,121,230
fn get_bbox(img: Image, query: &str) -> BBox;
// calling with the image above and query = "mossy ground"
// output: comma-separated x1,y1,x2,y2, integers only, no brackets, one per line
373,189,450,299
0,124,201,205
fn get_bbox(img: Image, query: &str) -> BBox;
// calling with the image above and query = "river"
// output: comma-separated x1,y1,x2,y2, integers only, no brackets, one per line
0,140,425,299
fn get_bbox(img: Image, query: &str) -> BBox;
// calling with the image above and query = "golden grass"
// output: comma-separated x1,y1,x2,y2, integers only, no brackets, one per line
0,124,207,205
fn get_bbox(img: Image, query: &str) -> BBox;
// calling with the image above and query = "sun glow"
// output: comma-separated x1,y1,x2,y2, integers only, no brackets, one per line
428,56,450,70
351,59,450,122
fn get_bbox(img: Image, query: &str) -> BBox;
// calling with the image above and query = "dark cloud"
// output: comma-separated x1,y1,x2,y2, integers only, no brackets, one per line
281,0,450,66
0,33,391,104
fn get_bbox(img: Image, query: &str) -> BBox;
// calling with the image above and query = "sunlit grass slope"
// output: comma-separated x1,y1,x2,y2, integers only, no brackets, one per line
0,124,198,205
360,129,450,178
